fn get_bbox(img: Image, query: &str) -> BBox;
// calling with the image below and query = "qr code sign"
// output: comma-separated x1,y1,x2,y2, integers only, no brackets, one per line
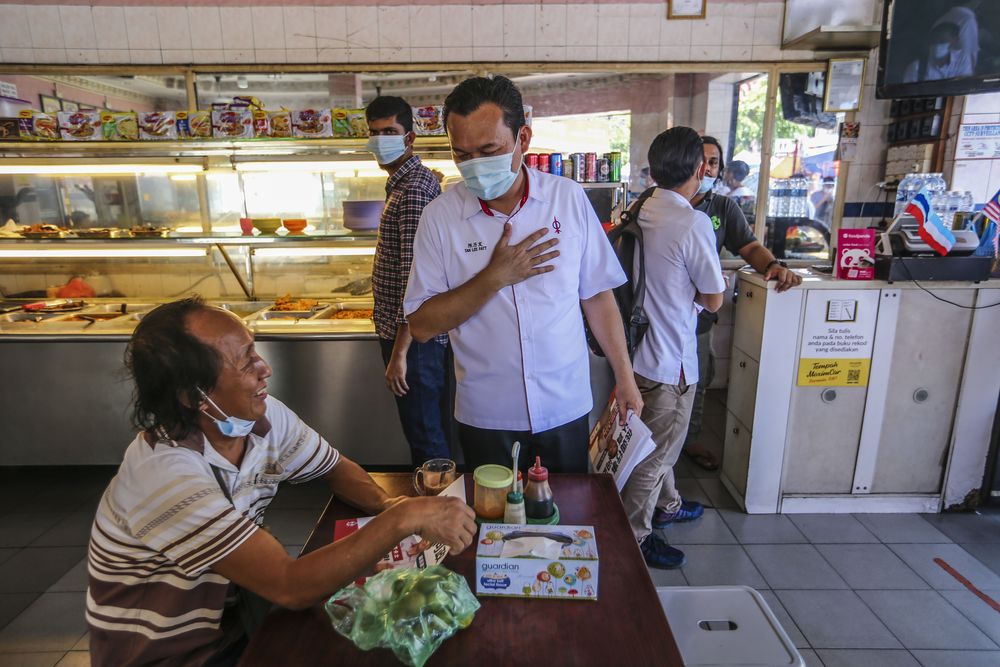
847,369,861,384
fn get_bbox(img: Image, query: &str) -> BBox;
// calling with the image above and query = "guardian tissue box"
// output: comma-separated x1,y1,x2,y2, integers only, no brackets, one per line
475,524,598,600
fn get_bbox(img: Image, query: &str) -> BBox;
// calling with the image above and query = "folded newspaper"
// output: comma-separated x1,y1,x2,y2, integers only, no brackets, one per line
334,475,465,583
588,394,655,491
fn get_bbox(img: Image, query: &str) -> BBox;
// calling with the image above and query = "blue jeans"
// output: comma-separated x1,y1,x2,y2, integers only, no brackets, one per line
379,338,452,466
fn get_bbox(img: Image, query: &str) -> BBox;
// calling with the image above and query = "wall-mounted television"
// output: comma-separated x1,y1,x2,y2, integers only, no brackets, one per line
877,0,1000,99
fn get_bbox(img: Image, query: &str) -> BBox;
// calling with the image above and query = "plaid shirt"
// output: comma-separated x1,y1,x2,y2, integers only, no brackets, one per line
372,155,446,344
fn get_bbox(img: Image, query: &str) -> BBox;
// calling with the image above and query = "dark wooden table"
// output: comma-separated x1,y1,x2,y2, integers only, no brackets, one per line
240,473,683,666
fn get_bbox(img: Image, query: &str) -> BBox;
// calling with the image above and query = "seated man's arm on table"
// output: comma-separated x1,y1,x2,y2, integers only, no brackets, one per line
212,491,474,611
405,217,559,343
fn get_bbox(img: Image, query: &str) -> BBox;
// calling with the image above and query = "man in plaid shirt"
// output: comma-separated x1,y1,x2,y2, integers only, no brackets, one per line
366,96,451,465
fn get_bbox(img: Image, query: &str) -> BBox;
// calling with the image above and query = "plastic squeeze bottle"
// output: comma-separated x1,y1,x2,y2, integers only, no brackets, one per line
504,479,526,524
524,456,555,520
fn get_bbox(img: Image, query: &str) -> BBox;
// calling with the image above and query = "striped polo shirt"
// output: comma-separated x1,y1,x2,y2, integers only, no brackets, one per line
86,396,339,667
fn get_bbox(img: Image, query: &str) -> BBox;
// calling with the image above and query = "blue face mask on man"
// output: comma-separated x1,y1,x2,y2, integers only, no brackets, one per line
199,388,255,438
365,134,408,166
697,174,716,195
931,42,950,60
456,131,523,201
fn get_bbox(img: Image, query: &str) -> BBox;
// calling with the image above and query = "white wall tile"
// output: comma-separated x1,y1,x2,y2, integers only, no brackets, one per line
378,7,411,49
287,48,318,64
628,5,660,46
661,19,692,46
92,7,129,51
315,7,347,50
67,49,99,65
345,7,378,49
223,49,253,64
410,7,441,49
130,49,162,65
59,6,96,50
124,7,159,51
472,46,503,61
162,50,193,65
503,5,535,47
753,16,781,46
221,8,253,51
722,16,753,46
2,48,34,64
725,2,756,18
192,49,225,64
0,6,31,49
535,5,567,46
35,48,67,64
348,46,379,63
755,2,784,18
565,5,598,47
283,6,316,51
187,8,222,50
29,6,65,49
472,5,503,47
97,49,129,65
596,6,627,46
252,7,285,50
781,49,814,60
379,46,411,63
317,47,349,64
411,47,442,62
691,44,722,60
157,7,191,51
660,45,691,61
628,45,658,60
537,45,567,61
721,44,752,60
440,6,473,49
441,46,473,62
255,48,287,64
752,45,781,60
690,18,725,45
503,45,535,61
965,92,1000,115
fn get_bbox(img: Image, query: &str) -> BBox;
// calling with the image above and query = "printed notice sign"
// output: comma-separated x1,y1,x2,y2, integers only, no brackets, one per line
955,123,1000,160
797,291,878,387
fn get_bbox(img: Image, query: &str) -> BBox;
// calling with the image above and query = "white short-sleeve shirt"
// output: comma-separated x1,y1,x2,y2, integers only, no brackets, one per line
404,168,625,433
632,188,726,386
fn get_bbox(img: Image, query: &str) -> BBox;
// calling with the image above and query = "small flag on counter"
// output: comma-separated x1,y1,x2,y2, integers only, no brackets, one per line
983,187,1000,224
974,219,997,257
906,187,955,256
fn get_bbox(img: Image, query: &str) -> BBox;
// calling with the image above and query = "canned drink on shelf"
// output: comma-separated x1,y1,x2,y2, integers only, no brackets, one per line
607,152,622,182
538,155,550,173
563,157,574,181
585,152,597,182
549,152,563,177
597,157,610,182
526,153,539,170
571,153,586,182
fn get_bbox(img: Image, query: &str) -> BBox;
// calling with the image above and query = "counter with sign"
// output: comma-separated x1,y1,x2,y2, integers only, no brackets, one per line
722,268,1000,514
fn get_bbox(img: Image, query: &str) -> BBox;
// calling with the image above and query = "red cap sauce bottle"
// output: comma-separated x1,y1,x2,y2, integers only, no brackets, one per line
524,456,555,520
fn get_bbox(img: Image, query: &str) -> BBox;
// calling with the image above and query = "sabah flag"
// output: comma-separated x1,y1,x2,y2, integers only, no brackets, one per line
906,187,954,256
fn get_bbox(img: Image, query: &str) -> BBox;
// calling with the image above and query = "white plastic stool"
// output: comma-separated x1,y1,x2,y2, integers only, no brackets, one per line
657,586,805,666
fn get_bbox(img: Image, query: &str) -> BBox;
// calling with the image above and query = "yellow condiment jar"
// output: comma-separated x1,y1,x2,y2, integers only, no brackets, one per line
473,465,513,520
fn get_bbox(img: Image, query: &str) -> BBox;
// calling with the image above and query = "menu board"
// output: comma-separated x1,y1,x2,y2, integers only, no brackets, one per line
797,291,878,387
955,123,1000,161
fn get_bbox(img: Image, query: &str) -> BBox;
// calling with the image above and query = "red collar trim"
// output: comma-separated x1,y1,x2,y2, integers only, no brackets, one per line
478,167,530,217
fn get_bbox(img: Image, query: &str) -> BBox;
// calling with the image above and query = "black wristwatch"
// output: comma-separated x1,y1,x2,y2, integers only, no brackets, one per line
765,260,788,271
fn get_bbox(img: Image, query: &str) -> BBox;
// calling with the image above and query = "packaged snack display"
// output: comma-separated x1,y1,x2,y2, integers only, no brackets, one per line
267,110,292,138
212,108,254,139
137,111,177,141
58,111,103,141
413,106,444,136
19,111,59,141
475,524,599,600
176,111,212,140
101,112,139,141
332,108,368,138
251,110,270,138
292,108,333,138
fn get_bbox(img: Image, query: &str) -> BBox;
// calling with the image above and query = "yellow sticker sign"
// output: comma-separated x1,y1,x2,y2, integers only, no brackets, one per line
797,358,871,387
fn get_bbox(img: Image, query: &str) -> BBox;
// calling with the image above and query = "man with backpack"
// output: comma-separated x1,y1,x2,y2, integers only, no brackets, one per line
620,127,726,569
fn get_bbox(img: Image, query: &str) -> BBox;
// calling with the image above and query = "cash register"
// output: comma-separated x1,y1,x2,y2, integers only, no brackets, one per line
875,215,991,281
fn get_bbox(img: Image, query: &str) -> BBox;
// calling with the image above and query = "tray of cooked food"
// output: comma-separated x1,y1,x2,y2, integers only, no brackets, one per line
20,224,67,239
22,299,86,313
129,226,171,238
73,228,129,239
247,295,331,323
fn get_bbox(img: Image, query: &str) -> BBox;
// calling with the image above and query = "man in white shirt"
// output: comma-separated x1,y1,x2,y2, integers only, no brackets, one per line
87,298,476,666
620,127,726,569
404,76,643,473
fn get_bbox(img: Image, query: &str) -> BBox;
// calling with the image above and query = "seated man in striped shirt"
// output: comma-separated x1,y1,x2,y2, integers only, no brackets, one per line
86,297,476,667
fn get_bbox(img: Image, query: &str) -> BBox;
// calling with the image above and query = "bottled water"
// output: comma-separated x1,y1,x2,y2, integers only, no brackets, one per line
961,191,975,213
945,191,961,222
894,173,913,217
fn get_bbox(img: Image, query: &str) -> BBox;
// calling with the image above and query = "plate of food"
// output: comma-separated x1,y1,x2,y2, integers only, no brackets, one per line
23,299,86,313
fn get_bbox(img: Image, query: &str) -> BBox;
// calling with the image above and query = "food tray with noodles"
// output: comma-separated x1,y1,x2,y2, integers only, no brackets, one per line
73,228,127,239
129,227,170,238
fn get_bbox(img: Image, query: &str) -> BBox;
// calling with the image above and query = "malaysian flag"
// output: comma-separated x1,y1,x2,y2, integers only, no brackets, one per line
906,187,955,256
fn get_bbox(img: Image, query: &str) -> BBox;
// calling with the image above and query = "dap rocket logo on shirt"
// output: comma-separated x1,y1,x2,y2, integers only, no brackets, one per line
710,215,721,231
552,217,562,234
465,240,487,254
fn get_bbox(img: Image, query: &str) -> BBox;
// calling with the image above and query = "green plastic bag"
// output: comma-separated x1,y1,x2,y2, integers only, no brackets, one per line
324,565,480,667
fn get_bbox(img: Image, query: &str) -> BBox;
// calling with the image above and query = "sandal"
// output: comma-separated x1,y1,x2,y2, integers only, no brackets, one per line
683,447,720,471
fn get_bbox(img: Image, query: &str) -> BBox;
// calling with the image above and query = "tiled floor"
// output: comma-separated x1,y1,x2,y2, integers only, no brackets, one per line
1,391,999,667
